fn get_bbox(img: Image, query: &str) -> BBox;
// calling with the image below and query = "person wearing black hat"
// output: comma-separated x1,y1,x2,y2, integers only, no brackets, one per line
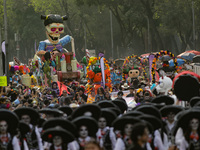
72,116,98,150
18,121,30,150
42,126,75,150
175,110,200,150
42,118,77,150
96,109,117,150
39,108,63,120
113,116,141,150
128,122,150,150
14,107,43,150
160,105,184,147
126,86,135,98
0,109,20,150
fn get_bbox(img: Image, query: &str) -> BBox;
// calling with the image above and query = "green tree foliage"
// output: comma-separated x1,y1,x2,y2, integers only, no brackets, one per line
1,0,200,63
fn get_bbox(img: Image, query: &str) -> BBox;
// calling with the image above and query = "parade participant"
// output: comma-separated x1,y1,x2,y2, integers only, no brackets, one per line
95,87,105,102
87,90,96,104
112,99,128,114
71,104,101,121
121,83,130,91
115,91,125,101
160,105,184,146
78,87,87,102
18,121,30,150
39,108,63,120
72,116,98,150
113,69,122,86
96,109,117,149
59,90,69,106
128,122,150,150
42,126,74,150
0,109,20,150
113,116,141,150
14,107,43,150
51,82,60,97
58,106,73,119
42,118,77,150
126,86,135,97
104,92,111,100
175,109,200,150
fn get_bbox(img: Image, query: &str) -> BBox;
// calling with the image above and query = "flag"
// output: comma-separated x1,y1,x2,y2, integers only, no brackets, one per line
1,41,6,75
57,81,70,96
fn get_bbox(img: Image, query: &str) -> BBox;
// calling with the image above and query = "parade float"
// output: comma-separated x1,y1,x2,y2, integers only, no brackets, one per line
30,14,82,87
150,50,178,83
122,54,147,86
86,53,111,94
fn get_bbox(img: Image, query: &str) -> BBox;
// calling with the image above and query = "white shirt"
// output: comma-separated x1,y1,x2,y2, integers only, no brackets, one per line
154,130,169,150
166,120,175,131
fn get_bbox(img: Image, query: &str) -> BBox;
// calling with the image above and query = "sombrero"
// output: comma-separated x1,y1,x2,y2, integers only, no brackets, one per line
42,126,74,144
71,104,101,120
160,105,184,117
14,107,40,125
72,116,98,137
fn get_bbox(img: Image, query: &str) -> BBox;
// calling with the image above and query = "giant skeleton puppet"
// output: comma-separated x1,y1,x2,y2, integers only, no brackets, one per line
38,14,73,52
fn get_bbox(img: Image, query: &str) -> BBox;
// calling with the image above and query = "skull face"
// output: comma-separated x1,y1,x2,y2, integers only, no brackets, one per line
190,118,199,131
46,23,64,44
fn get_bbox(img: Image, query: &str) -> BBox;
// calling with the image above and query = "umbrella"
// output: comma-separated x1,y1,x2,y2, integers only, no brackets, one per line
169,59,185,67
193,55,200,63
177,50,200,61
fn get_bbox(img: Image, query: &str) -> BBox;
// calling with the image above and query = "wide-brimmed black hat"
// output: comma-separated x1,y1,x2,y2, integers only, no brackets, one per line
72,116,98,137
58,106,73,116
122,111,144,117
14,107,40,125
133,105,161,119
18,121,30,136
42,126,74,144
190,97,200,107
112,116,141,132
71,104,101,120
100,108,117,127
112,99,128,113
139,114,162,131
38,118,46,128
0,109,19,134
151,95,174,105
42,118,76,135
160,105,184,117
174,74,200,101
176,109,200,132
39,108,63,117
152,104,166,110
110,107,121,116
97,100,117,109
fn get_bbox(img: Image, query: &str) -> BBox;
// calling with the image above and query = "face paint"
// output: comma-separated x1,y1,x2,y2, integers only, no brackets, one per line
124,124,133,137
53,136,63,146
190,118,199,131
98,117,107,129
167,112,175,122
0,121,8,134
79,126,88,138
21,114,31,125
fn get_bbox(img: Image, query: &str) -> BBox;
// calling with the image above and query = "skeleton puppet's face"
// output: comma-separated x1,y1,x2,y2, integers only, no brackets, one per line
46,23,64,44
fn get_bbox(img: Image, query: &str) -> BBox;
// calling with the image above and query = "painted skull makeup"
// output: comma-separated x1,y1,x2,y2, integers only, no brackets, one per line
79,126,88,138
190,118,199,131
53,136,63,146
0,121,8,134
98,117,107,129
21,114,31,125
124,124,133,137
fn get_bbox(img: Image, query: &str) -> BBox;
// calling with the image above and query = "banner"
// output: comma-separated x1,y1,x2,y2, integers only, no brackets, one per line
0,76,7,86
149,54,155,82
1,41,6,75
57,81,70,96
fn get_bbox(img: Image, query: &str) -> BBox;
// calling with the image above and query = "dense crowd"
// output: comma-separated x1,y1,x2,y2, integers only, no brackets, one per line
0,68,200,150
